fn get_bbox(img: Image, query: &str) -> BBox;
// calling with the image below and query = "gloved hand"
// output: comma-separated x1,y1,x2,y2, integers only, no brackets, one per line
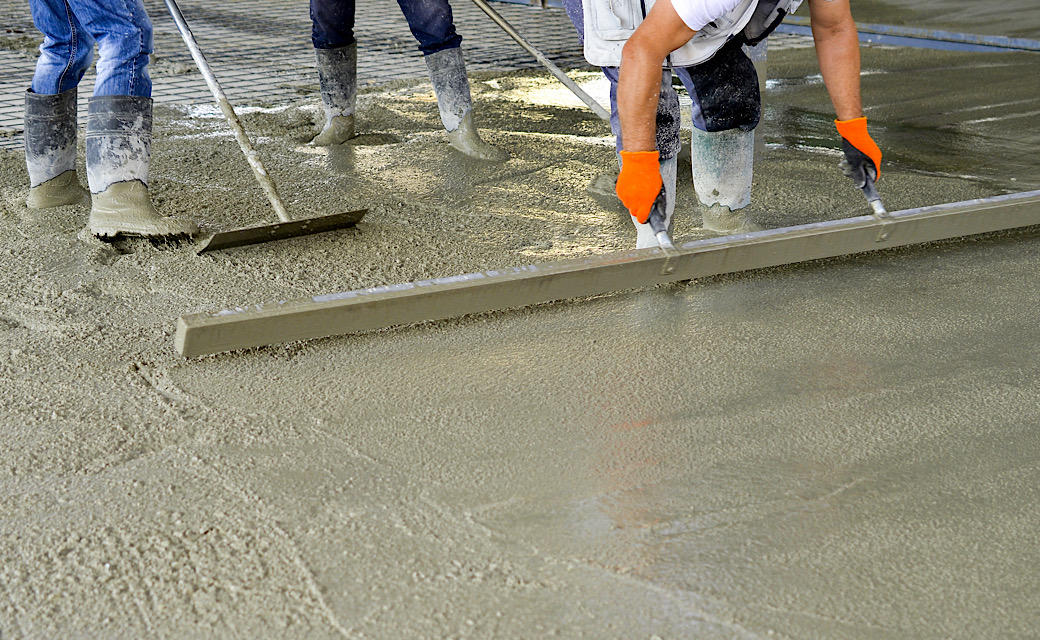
616,150,663,224
835,117,882,188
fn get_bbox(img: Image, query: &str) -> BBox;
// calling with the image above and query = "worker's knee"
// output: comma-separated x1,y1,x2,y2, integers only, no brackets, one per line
683,40,761,132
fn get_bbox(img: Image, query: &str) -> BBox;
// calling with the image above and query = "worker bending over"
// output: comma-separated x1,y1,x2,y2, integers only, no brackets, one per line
309,0,508,162
565,0,751,234
24,0,196,237
582,0,881,248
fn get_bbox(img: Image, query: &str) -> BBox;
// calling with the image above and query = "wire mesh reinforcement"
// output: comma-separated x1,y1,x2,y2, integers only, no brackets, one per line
0,0,814,149
0,0,591,147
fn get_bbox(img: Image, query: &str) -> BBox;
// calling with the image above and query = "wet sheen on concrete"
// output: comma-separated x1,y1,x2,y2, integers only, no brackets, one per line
168,229,1040,638
852,0,1040,40
1,1,1039,637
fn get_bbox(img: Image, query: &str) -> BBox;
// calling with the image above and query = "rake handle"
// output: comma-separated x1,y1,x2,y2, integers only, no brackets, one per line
469,0,611,122
161,0,292,222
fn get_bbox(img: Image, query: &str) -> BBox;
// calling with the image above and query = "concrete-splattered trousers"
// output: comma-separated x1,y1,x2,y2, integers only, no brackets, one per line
28,0,153,97
310,0,463,54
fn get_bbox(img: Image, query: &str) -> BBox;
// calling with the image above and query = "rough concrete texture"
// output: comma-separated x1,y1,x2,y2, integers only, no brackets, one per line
1,38,1039,640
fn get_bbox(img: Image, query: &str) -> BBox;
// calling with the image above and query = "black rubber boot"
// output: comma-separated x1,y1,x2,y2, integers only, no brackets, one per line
86,95,197,238
425,48,508,162
24,88,89,209
311,43,357,146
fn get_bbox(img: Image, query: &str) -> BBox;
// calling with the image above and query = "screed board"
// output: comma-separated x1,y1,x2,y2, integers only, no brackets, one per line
176,191,1040,356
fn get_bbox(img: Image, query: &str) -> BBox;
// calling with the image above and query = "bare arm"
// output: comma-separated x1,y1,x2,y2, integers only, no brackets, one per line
808,0,862,120
617,0,697,152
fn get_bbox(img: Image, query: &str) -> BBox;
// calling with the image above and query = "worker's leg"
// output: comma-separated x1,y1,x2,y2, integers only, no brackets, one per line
399,0,508,161
65,0,152,97
67,0,195,237
310,0,357,145
675,40,760,233
24,0,93,208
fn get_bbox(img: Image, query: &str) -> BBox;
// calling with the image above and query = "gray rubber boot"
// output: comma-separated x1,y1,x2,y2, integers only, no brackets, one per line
425,48,508,162
24,88,89,209
690,127,761,234
630,154,677,249
311,44,357,146
86,95,197,238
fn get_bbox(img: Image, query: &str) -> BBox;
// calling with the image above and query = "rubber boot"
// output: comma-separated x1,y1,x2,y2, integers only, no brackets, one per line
311,44,357,146
24,88,89,209
630,155,677,249
690,127,760,234
86,95,197,238
425,48,508,162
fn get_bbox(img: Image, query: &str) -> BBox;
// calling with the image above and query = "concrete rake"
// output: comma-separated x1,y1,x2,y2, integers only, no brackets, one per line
161,0,366,253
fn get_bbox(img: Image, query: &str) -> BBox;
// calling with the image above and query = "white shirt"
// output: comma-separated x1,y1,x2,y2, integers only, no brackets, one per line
581,0,758,66
673,0,752,31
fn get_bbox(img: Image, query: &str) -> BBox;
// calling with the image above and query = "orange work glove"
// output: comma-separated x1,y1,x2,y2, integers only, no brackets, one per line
835,117,882,187
616,150,663,224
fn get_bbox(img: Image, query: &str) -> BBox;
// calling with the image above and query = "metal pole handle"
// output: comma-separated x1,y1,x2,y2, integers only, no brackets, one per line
469,0,611,122
161,0,292,222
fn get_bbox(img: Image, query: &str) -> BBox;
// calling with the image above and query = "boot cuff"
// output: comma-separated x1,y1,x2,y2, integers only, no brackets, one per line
25,87,78,117
315,42,357,65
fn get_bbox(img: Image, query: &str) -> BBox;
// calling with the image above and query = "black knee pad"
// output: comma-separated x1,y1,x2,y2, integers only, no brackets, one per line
681,39,761,132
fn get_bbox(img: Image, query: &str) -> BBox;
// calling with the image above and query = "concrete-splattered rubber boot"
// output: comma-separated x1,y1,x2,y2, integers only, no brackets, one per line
311,43,357,146
690,127,760,234
425,48,508,162
24,88,90,209
631,154,677,249
86,95,196,238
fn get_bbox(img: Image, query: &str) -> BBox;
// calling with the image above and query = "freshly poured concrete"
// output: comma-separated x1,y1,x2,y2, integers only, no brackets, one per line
852,0,1040,39
2,29,1040,640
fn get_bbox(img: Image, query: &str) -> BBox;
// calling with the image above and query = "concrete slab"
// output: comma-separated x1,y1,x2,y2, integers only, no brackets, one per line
1,0,1039,637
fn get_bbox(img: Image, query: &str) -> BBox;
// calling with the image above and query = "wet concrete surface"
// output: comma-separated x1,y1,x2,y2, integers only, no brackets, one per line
2,2,1040,638
170,229,1040,638
765,46,1040,194
853,0,1040,40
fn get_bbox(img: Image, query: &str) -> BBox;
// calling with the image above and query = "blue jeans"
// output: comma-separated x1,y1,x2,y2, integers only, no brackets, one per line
29,0,153,97
311,0,461,55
